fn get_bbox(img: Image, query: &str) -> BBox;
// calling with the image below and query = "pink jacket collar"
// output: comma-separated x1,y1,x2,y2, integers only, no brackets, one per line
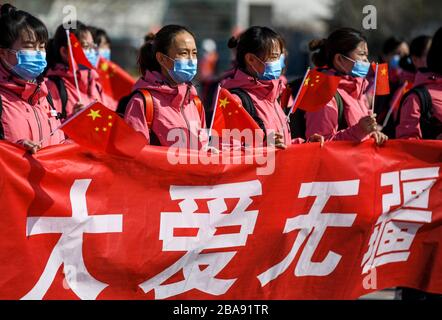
220,69,282,102
46,63,101,92
133,70,197,110
414,70,442,87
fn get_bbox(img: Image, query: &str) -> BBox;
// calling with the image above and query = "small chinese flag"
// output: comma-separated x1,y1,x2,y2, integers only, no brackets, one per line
67,31,94,72
211,88,263,135
373,63,390,95
61,102,147,157
293,69,341,112
97,57,136,101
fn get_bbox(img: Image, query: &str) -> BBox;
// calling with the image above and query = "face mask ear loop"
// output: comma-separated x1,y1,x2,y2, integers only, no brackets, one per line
250,54,265,80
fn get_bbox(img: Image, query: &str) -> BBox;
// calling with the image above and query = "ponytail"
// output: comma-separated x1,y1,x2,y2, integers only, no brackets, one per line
137,25,195,75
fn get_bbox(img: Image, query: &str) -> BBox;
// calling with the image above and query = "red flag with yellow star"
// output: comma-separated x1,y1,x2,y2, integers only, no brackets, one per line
211,88,262,135
293,68,341,112
97,57,136,101
373,63,390,95
60,102,147,157
67,32,94,71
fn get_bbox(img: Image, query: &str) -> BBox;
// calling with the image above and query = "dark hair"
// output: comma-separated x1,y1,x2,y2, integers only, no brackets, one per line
427,27,442,75
399,55,415,73
46,21,90,69
382,36,405,56
89,26,111,47
0,3,48,49
227,26,285,69
309,27,367,68
410,35,432,58
138,24,195,75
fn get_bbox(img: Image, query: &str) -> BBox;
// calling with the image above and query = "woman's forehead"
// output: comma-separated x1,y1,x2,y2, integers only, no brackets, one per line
172,32,196,47
79,30,94,43
20,29,38,43
356,41,368,51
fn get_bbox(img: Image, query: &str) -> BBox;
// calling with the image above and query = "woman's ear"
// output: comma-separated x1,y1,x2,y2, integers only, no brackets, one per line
245,52,264,75
0,48,7,60
245,53,258,67
333,53,349,73
0,48,17,66
156,52,172,70
60,47,68,63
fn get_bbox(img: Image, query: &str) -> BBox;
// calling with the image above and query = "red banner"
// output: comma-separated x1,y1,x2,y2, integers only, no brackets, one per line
0,140,441,300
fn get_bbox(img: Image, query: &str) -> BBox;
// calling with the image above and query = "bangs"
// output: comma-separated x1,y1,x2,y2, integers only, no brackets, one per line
27,15,49,44
18,14,48,45
260,33,284,59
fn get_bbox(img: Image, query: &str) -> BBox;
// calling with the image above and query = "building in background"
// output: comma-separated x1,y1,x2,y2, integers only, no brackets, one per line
9,0,332,78
8,0,442,79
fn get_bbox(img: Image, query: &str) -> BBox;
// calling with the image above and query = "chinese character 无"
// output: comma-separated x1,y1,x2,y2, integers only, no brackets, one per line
258,180,359,286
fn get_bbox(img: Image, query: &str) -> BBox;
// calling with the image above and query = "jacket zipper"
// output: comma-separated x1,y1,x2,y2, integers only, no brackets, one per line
274,81,288,142
28,84,43,142
180,86,191,145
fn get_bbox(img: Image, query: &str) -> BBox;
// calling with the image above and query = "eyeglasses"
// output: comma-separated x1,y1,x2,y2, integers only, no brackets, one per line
81,43,98,51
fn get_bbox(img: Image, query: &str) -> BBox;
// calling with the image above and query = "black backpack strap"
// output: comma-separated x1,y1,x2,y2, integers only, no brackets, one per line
45,91,54,109
397,86,431,124
229,88,267,137
0,95,4,139
397,85,440,139
48,75,68,120
335,91,347,130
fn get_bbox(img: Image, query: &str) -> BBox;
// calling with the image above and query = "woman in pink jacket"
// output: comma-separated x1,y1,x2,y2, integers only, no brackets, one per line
306,28,388,145
0,4,64,153
220,26,319,148
124,25,206,149
45,21,115,120
396,27,442,140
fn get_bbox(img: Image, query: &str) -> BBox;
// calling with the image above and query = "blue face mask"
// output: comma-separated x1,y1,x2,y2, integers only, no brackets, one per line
255,55,283,81
166,57,198,84
389,54,401,69
280,54,286,70
83,48,99,68
343,55,370,78
6,50,47,81
99,48,111,61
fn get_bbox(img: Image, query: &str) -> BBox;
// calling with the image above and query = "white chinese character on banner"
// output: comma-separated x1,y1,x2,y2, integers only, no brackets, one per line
258,180,359,287
22,179,123,300
139,180,262,299
361,167,439,274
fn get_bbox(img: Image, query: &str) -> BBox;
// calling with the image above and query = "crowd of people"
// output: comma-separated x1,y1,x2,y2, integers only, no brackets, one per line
0,3,441,154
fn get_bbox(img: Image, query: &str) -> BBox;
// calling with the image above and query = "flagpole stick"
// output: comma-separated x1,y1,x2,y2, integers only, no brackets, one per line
288,67,310,117
66,29,83,105
380,80,408,129
37,100,96,145
206,84,221,147
371,63,379,113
